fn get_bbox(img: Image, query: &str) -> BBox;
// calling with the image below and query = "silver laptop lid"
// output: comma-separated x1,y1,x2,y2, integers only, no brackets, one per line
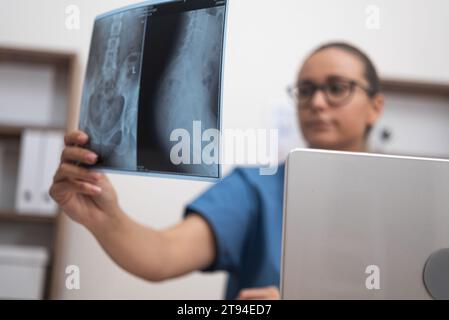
281,149,449,299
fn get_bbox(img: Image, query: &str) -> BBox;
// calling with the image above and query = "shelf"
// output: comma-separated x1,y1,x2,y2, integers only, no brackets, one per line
0,45,78,300
382,79,449,98
0,210,57,224
0,125,65,138
0,46,76,68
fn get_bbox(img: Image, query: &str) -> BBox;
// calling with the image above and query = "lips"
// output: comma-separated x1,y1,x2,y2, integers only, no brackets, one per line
305,119,334,131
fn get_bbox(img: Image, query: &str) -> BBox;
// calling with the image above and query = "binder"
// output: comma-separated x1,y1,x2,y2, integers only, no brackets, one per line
15,130,43,214
15,130,64,216
38,131,64,215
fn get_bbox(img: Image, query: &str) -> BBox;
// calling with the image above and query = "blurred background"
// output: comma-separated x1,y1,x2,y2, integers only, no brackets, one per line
0,0,448,299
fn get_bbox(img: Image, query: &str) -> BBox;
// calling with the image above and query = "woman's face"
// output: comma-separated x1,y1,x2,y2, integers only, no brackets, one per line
297,48,383,152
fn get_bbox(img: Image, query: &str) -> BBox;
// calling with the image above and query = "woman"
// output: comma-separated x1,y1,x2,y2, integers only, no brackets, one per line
50,42,384,300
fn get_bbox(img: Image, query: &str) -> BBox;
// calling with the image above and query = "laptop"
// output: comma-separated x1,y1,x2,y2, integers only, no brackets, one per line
79,0,228,181
281,149,449,299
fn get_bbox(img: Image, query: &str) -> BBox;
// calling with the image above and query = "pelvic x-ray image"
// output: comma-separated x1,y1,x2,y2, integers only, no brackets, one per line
80,9,144,171
79,0,227,179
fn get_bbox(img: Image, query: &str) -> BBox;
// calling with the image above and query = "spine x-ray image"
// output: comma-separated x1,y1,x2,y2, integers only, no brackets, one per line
79,0,227,179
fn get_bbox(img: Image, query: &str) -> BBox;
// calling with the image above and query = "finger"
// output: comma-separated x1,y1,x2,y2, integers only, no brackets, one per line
64,131,89,147
50,179,102,201
237,292,274,300
70,179,103,195
237,290,265,300
61,146,98,165
53,163,101,184
237,287,279,300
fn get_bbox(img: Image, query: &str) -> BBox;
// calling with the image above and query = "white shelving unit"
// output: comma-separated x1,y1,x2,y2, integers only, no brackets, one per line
0,47,78,299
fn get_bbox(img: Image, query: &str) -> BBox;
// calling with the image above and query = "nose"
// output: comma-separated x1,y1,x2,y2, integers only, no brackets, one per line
309,89,329,112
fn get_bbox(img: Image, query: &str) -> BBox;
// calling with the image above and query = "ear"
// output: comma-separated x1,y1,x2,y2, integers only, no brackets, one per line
367,93,384,126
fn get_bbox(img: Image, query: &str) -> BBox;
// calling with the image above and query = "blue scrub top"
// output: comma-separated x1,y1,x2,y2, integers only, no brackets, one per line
184,164,285,300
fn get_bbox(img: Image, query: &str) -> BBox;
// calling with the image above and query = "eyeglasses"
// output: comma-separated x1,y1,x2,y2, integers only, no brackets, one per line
287,77,372,108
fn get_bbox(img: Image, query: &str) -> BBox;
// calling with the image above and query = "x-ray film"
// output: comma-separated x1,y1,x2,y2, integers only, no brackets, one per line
79,0,227,180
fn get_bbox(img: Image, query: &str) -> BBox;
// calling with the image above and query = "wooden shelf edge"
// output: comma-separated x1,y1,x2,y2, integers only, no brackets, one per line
0,46,78,67
0,210,58,224
0,125,66,137
381,78,449,97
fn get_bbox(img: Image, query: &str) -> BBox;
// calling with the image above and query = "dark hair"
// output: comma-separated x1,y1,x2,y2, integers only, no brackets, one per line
312,42,381,97
311,42,381,137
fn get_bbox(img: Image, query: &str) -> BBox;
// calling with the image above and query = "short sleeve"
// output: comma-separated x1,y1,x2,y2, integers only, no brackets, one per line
184,168,258,273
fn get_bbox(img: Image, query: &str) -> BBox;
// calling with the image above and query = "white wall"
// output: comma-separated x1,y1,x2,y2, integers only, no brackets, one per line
0,0,448,299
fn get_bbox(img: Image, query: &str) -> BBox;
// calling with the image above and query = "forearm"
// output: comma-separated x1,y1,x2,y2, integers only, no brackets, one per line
88,208,171,282
53,132,215,283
